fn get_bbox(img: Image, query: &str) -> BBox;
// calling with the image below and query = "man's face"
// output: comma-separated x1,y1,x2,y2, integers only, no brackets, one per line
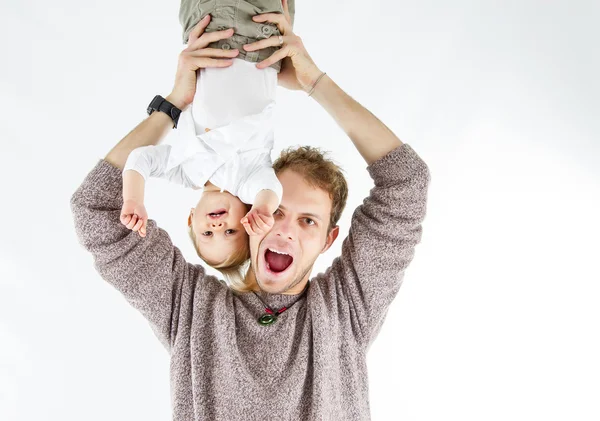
249,169,339,294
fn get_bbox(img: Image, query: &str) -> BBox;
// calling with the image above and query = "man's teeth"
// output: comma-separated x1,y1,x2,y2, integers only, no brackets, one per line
268,248,289,256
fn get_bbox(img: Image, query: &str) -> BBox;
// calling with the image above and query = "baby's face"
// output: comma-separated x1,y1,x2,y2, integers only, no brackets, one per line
191,190,249,265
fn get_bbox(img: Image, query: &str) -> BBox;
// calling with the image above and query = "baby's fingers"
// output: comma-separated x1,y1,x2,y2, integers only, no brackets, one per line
246,214,262,235
126,214,138,230
132,217,144,232
139,221,148,237
120,213,132,225
242,220,256,236
252,216,268,232
251,213,269,235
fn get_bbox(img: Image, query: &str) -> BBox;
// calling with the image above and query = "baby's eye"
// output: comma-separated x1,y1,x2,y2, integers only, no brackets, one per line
225,229,236,235
202,231,212,236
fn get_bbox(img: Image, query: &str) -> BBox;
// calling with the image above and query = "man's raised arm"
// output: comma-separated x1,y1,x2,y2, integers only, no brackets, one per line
104,96,183,171
70,19,240,350
311,76,430,351
312,73,431,347
310,75,403,163
70,96,196,351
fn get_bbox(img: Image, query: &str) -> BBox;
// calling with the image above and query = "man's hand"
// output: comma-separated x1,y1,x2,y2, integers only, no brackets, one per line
241,206,275,236
168,15,240,109
242,0,322,92
120,199,148,238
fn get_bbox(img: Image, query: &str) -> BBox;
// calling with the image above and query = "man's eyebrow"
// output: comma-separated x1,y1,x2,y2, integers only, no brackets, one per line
278,204,323,221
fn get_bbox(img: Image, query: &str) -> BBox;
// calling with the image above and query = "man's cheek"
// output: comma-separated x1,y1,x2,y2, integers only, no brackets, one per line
302,237,322,260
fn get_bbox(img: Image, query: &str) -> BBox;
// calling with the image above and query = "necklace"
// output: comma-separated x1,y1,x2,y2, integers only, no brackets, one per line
252,283,309,326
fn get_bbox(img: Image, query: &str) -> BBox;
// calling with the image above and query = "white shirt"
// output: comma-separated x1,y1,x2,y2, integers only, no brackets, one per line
123,58,282,205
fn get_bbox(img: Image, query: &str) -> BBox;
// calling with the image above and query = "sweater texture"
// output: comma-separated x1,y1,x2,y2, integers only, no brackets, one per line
70,143,430,420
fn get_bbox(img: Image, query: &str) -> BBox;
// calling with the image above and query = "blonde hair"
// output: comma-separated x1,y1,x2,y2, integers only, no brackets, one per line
188,223,253,293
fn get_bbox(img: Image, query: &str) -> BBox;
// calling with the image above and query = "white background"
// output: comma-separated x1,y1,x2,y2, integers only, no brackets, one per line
1,0,599,420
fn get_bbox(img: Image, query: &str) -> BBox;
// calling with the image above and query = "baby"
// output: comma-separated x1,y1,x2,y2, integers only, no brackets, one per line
120,0,294,285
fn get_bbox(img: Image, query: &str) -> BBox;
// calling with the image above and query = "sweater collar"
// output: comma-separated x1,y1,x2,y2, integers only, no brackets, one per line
250,282,310,308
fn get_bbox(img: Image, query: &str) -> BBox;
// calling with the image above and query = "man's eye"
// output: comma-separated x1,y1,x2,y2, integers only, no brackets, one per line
203,231,212,236
304,218,315,225
274,209,282,216
225,229,236,235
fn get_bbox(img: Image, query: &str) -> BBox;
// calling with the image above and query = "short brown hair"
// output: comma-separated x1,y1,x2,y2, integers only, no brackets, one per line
273,146,348,230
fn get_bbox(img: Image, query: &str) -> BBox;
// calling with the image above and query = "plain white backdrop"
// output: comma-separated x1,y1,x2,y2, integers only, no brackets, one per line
1,0,599,419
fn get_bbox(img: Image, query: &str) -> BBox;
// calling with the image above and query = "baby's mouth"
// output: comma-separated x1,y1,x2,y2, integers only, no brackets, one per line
208,209,227,219
264,248,293,273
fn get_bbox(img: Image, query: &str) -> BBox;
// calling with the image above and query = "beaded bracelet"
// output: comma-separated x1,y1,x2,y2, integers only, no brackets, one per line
307,72,327,97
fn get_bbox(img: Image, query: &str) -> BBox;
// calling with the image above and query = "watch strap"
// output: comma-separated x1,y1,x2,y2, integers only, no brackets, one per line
147,95,182,129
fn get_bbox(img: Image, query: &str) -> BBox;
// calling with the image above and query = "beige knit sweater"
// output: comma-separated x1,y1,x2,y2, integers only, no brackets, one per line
70,143,430,420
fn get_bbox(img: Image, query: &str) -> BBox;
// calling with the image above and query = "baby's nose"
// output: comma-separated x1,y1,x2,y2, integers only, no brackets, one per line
211,221,224,229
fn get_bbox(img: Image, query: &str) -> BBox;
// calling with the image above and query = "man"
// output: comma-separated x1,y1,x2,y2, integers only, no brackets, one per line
70,7,430,421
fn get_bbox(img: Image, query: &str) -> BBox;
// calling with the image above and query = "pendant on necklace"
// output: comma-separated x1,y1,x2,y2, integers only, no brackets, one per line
258,313,277,326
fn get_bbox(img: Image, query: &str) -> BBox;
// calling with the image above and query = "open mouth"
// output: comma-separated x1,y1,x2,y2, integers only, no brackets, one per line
264,248,293,274
208,208,227,219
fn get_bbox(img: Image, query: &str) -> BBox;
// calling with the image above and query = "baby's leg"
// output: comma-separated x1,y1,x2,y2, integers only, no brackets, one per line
179,1,293,132
179,0,292,73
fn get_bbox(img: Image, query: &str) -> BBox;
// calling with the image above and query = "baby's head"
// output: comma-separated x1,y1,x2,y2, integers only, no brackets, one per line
188,189,251,286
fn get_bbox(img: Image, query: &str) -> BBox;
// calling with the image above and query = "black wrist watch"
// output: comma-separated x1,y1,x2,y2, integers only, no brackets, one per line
147,95,182,128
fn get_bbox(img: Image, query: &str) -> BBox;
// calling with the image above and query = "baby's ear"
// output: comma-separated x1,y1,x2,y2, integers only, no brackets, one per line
188,211,193,227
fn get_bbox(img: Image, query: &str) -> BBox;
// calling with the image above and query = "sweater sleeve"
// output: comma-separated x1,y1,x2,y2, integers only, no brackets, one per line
70,159,202,351
312,143,430,351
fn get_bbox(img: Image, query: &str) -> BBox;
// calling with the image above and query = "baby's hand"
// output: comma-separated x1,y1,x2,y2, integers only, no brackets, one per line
120,199,148,238
241,206,274,236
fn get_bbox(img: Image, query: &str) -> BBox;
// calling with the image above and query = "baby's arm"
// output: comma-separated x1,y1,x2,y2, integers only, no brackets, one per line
237,161,283,236
120,144,172,237
241,189,279,236
253,189,279,214
121,170,148,237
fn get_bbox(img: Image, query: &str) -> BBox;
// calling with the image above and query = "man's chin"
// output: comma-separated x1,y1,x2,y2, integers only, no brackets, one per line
256,263,295,291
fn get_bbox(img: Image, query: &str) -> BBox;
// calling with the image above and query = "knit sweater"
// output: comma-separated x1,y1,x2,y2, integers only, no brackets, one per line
70,143,430,420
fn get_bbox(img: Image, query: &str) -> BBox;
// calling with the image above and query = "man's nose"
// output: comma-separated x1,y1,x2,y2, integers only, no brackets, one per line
274,219,295,241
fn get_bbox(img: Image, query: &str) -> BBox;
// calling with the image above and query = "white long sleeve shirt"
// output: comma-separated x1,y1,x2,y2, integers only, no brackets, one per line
123,58,282,205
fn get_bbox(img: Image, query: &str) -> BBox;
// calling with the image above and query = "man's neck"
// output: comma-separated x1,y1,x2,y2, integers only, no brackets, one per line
244,270,260,293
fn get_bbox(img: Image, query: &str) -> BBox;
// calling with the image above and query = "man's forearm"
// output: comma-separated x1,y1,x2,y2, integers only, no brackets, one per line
105,95,185,170
310,75,403,165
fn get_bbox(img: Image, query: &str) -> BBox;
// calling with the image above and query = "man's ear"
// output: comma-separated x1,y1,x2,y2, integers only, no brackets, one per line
321,225,340,254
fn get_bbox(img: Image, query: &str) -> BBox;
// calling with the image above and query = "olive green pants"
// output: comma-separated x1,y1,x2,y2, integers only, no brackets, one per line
179,0,295,72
